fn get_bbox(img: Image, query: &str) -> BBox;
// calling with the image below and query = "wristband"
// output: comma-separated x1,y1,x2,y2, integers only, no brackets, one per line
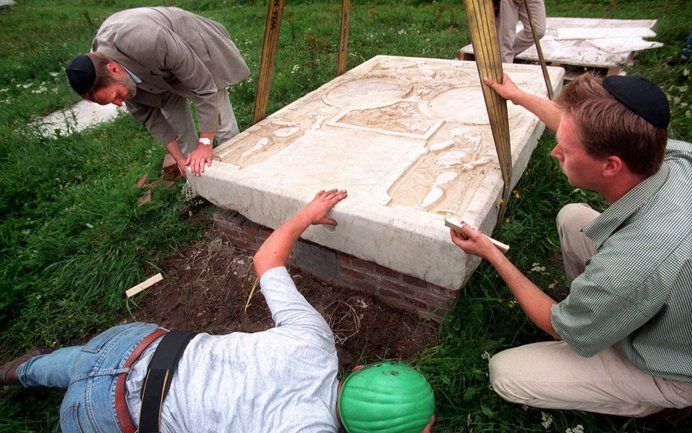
198,137,212,146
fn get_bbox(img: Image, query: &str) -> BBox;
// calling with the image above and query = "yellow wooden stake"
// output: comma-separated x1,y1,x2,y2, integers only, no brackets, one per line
336,0,351,76
253,0,286,124
462,0,512,219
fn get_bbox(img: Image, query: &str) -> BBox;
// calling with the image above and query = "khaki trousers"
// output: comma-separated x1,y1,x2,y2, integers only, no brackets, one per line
488,203,692,416
497,0,546,63
161,87,240,156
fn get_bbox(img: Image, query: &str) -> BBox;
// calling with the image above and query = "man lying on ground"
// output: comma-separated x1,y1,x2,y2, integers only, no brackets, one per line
1,189,435,433
450,73,691,416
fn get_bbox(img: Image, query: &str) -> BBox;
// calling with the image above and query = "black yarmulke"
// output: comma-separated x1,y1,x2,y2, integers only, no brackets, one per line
603,75,670,129
65,55,96,94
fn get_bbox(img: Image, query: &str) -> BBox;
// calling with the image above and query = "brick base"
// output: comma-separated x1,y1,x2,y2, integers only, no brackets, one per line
214,209,458,322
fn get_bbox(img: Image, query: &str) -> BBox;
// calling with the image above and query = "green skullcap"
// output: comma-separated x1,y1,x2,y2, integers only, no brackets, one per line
339,362,435,433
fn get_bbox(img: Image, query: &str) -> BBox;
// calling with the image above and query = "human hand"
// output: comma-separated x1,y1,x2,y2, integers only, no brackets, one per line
449,223,497,261
421,415,435,433
483,73,521,104
185,142,213,176
299,189,347,226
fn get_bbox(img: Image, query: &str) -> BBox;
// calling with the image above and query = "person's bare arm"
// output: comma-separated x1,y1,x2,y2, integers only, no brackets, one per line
165,140,188,178
483,74,563,132
450,226,560,339
253,189,347,278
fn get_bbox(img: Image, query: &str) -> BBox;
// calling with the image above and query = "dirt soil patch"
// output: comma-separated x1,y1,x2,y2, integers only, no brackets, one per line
133,227,439,370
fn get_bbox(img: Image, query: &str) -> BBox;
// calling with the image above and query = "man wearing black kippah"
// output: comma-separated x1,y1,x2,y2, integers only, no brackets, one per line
449,73,691,417
65,7,250,177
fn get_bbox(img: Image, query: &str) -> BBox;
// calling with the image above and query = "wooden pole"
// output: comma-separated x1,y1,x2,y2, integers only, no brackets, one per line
463,0,512,220
522,0,553,99
336,0,351,76
253,0,286,123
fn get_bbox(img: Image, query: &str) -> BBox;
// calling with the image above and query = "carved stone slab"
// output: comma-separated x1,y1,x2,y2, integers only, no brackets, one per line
188,56,564,290
460,17,660,68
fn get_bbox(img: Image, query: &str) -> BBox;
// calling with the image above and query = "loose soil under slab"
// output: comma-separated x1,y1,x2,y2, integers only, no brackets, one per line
132,225,439,370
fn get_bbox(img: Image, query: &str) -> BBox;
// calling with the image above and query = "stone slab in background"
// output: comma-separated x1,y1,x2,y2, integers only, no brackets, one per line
36,100,124,138
459,17,661,68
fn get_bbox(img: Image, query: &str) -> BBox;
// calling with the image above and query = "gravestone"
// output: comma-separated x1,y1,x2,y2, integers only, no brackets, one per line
189,56,564,320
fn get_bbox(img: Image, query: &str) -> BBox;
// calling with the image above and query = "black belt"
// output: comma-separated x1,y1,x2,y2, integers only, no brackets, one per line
138,330,197,433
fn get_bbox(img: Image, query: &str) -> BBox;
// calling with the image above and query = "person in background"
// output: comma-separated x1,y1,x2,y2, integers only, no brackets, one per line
497,0,546,63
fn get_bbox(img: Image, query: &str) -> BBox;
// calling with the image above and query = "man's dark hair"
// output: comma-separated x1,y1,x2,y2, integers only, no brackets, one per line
555,73,667,177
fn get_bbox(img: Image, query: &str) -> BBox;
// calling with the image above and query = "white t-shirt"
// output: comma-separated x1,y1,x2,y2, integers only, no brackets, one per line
125,266,340,432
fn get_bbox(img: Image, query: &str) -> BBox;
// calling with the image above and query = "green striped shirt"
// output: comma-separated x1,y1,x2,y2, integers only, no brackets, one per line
551,139,691,382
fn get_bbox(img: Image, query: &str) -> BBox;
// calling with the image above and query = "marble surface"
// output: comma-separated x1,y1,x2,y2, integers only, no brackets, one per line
36,100,124,138
188,56,564,290
461,17,660,68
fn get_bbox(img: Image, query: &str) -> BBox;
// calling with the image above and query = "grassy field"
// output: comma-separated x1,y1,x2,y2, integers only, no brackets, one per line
0,0,690,432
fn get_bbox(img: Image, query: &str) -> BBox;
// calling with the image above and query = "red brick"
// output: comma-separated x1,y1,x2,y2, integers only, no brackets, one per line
388,280,417,296
403,296,428,310
340,266,365,280
335,252,351,263
232,239,256,252
243,223,260,236
402,274,429,289
379,287,403,301
349,256,374,271
373,264,402,281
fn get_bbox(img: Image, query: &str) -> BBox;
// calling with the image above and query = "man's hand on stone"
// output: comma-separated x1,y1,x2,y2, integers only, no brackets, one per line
483,73,521,104
186,142,213,176
300,189,348,226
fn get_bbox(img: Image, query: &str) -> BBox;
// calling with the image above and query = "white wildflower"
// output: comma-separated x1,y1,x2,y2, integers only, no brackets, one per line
49,72,59,78
291,64,299,74
529,263,546,273
540,411,553,429
397,29,406,35
565,425,584,433
481,351,491,360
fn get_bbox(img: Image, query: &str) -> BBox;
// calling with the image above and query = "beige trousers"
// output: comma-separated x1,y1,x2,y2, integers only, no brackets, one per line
497,0,546,63
161,87,240,156
488,203,692,416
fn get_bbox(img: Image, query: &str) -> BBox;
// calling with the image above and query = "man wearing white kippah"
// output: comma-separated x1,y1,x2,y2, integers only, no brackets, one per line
450,72,691,418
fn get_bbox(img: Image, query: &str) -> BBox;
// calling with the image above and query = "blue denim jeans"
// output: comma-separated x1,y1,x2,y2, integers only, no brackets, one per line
17,322,163,433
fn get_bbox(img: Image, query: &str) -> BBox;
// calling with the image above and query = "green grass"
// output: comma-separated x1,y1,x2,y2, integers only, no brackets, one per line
1,1,690,432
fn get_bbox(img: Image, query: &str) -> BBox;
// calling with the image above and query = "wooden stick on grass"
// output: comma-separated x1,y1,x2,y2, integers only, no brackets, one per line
253,0,286,123
125,273,163,298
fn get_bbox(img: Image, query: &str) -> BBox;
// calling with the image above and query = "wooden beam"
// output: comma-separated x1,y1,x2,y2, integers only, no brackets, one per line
253,0,286,123
125,273,163,298
336,0,351,76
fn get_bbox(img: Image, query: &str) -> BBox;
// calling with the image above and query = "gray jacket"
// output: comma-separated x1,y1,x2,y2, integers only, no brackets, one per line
92,7,251,145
